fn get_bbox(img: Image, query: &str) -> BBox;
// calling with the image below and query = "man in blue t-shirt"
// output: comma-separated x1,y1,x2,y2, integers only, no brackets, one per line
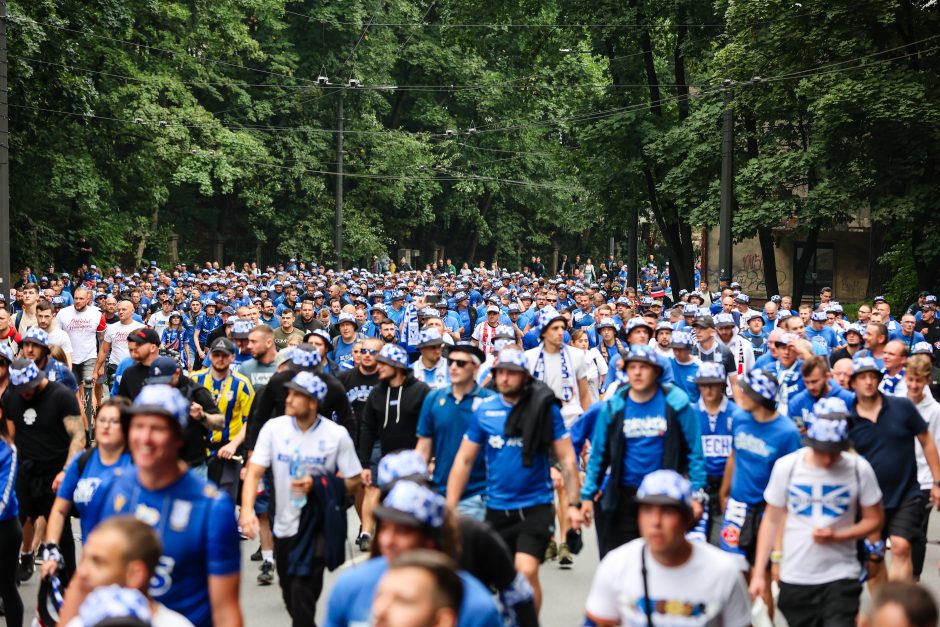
805,310,842,353
719,369,801,572
847,357,940,583
416,343,495,520
788,355,855,431
692,362,738,545
325,479,501,627
82,385,242,627
582,344,705,556
446,348,582,613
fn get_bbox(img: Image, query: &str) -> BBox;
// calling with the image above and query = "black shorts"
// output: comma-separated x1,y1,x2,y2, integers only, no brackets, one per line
486,504,555,561
883,494,927,544
778,579,862,627
15,467,56,522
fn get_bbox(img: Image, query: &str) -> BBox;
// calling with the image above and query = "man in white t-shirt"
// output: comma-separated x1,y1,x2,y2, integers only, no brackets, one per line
524,307,590,427
95,300,146,391
148,298,175,339
585,469,751,627
241,370,363,624
58,516,193,626
472,304,504,356
749,397,884,627
56,287,106,388
36,300,73,367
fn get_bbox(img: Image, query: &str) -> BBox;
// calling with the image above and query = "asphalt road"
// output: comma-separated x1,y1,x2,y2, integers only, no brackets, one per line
14,509,940,627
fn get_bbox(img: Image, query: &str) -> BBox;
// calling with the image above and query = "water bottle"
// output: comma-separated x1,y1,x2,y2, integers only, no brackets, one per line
289,448,307,509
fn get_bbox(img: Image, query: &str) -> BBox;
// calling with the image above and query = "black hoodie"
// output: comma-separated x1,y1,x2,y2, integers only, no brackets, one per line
357,371,430,464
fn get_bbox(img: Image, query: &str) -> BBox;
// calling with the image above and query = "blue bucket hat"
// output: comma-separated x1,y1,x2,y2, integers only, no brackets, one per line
376,344,409,369
288,344,322,372
284,371,328,401
9,358,45,393
129,384,190,430
377,450,429,488
491,348,530,374
738,369,778,410
805,397,851,452
635,469,694,516
374,480,445,528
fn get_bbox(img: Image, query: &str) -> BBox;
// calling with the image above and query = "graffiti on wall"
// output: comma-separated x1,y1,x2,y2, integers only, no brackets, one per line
735,253,789,296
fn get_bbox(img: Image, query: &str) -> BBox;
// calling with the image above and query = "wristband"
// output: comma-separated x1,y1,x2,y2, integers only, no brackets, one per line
569,502,582,510
864,539,886,562
43,543,64,570
770,551,783,564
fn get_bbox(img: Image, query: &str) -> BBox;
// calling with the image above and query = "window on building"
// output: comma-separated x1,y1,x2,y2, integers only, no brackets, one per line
794,243,835,298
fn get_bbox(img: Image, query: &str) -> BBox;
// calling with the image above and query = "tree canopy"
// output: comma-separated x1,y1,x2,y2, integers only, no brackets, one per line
9,0,940,295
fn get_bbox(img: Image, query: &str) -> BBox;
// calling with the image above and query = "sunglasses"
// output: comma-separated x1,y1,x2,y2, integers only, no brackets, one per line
548,299,558,303
360,348,379,355
447,358,472,368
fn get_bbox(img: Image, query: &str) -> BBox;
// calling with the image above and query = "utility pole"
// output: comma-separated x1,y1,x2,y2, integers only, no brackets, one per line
718,79,734,287
627,207,638,291
334,88,344,271
0,0,9,292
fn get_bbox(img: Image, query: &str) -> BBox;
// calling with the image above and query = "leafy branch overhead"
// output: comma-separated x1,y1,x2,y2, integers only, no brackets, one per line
7,0,939,293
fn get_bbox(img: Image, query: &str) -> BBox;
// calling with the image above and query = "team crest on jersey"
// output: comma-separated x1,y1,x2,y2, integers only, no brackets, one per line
23,408,37,426
439,397,446,406
203,484,219,498
135,503,161,526
170,500,193,531
114,494,127,512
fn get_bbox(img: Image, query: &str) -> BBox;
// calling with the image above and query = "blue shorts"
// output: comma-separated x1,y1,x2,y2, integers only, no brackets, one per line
369,443,382,478
254,476,270,516
457,494,487,521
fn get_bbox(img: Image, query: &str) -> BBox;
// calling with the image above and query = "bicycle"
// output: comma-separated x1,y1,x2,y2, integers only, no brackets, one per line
82,376,96,446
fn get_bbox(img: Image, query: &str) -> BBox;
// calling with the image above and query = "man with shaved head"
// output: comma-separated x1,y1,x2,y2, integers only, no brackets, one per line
881,340,909,396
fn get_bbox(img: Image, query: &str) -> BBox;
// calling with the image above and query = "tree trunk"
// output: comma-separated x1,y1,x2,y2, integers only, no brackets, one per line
791,225,820,305
743,113,779,298
674,0,690,122
631,0,662,117
465,192,493,263
135,207,159,267
641,167,692,293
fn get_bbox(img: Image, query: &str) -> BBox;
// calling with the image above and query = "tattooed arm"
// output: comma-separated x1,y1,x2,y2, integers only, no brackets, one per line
54,414,86,491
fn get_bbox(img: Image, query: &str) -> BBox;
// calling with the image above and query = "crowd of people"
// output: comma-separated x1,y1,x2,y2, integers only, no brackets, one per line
0,255,939,627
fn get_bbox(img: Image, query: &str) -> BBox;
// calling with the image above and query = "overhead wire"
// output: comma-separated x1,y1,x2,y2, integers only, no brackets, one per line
12,42,937,143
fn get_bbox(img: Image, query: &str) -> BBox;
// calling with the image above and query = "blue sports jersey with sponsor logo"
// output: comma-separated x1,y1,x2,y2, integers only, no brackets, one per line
84,468,240,627
621,389,668,487
57,449,133,540
729,409,801,505
695,397,738,477
464,394,567,509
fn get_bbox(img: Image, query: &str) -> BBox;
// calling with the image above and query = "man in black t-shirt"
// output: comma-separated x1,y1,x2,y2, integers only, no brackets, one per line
336,337,383,448
337,337,382,543
915,298,939,363
116,328,161,400
2,359,83,584
848,357,940,584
